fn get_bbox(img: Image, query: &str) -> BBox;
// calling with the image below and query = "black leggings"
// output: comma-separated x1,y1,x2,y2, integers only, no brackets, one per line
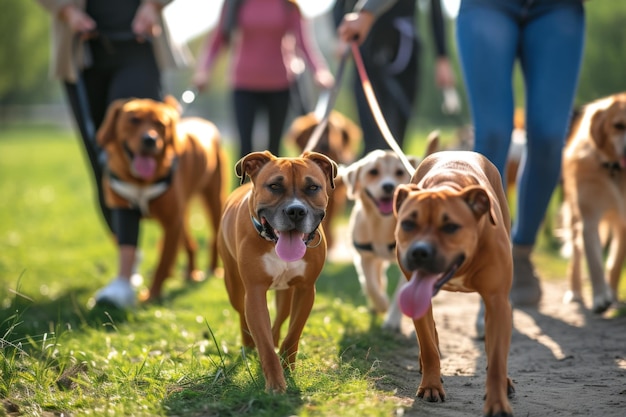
63,38,161,242
232,88,290,159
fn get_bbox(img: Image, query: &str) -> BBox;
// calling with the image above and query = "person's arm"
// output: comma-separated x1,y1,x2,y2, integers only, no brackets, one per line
133,0,172,38
37,0,96,34
428,0,455,89
290,7,334,89
192,2,229,91
337,0,398,44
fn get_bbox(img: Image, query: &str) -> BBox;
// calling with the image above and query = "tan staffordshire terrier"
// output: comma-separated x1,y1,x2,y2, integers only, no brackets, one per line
342,149,420,330
393,151,515,416
217,150,337,393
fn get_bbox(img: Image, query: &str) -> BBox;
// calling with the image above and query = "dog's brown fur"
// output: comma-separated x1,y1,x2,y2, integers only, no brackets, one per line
217,151,337,393
394,151,514,416
560,92,626,313
97,96,226,301
285,110,361,250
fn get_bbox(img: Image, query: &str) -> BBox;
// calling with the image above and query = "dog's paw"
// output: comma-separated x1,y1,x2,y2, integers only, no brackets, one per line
186,269,206,283
417,385,445,403
483,402,513,417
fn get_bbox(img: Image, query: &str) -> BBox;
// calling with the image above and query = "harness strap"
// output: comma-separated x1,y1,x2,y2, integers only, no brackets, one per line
107,157,178,216
353,241,396,253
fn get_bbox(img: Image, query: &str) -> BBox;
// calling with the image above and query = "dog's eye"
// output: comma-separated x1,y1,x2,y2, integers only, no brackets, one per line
368,168,379,176
613,121,626,131
307,184,320,192
395,169,405,177
130,116,141,125
154,121,166,130
401,220,416,232
268,183,283,192
441,223,460,234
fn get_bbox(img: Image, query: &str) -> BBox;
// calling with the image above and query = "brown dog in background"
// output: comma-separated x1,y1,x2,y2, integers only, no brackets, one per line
394,151,514,416
285,110,361,250
96,96,226,305
560,92,626,313
217,151,337,393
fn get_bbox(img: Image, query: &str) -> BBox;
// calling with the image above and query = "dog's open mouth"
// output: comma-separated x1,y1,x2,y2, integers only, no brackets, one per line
398,254,465,320
124,143,157,180
376,197,394,215
366,190,394,215
260,218,308,262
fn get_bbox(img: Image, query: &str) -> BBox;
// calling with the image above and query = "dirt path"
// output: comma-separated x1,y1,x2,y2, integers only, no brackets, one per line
379,280,626,416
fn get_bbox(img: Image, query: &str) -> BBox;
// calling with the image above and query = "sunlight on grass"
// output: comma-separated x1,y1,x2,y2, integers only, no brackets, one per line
2,124,624,415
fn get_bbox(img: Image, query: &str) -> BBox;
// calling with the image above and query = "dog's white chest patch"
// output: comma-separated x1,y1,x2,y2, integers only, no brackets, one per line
261,252,307,290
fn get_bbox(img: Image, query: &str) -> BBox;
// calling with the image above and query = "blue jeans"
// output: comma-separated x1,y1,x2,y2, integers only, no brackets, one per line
456,0,585,245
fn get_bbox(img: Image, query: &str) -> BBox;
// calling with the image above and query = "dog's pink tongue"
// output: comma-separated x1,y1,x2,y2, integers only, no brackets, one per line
132,156,156,180
398,271,438,320
275,230,307,262
378,199,394,215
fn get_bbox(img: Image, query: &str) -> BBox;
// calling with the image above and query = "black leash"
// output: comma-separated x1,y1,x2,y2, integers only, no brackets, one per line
302,47,351,153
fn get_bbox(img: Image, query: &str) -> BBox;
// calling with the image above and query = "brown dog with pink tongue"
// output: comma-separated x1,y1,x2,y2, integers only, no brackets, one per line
217,150,337,393
393,151,515,417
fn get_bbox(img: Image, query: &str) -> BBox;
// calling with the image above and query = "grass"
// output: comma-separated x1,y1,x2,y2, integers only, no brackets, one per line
0,124,622,416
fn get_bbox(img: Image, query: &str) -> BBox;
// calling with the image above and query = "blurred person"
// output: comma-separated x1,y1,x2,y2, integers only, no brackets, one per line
38,0,191,308
192,0,334,160
455,0,585,307
333,0,456,156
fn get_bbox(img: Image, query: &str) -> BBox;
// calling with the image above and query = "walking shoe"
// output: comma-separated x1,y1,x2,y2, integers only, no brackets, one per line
510,245,542,307
94,277,136,309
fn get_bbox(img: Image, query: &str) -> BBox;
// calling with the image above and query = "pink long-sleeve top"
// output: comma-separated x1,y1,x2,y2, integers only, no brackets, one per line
199,0,329,91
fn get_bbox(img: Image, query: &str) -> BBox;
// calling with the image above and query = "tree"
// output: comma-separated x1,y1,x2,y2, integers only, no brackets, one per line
0,0,56,105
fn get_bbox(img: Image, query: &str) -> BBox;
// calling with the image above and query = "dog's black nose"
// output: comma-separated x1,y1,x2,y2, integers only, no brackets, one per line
142,132,158,149
406,241,436,271
382,182,395,194
284,203,308,222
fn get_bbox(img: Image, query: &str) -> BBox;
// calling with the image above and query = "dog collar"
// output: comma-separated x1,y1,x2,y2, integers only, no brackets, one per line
106,157,178,216
353,241,396,253
251,216,278,242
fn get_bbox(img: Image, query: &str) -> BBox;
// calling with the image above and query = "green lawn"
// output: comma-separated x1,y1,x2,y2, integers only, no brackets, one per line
0,124,619,416
0,125,412,416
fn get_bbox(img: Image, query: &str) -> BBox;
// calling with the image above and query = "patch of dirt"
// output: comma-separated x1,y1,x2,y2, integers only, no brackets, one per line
378,280,626,416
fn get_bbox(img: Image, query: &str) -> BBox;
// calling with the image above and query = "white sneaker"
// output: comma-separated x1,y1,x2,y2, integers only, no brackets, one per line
95,277,136,309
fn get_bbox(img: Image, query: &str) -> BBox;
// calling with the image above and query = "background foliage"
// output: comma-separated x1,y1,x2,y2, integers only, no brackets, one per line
1,1,624,120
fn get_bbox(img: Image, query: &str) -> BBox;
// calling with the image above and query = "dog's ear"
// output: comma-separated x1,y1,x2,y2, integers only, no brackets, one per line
590,106,609,149
393,184,416,217
162,101,183,154
342,159,362,199
304,151,338,189
97,98,129,147
235,151,274,185
163,95,183,115
461,185,497,225
424,130,440,157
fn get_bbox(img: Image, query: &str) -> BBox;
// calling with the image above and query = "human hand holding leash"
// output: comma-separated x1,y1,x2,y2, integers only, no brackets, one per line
132,1,163,40
59,5,96,38
338,11,376,44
